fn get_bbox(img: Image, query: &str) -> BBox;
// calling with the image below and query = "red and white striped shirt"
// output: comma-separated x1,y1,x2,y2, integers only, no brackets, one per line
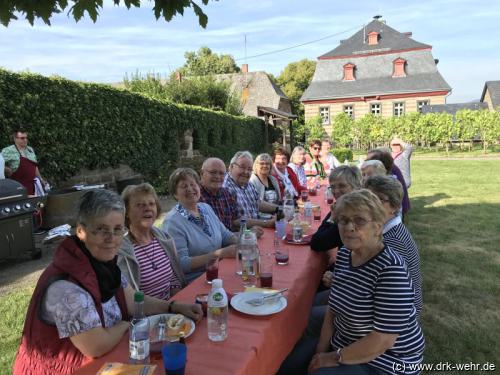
134,237,181,300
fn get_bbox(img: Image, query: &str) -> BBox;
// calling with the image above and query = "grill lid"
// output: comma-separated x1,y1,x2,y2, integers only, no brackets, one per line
0,179,28,201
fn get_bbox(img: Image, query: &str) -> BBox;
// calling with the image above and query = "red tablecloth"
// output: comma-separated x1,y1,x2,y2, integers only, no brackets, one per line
74,189,330,375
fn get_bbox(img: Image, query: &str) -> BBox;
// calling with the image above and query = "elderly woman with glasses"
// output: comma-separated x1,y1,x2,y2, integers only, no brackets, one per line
163,168,238,283
308,190,424,374
14,190,202,375
364,175,423,318
118,183,187,301
311,166,362,253
249,153,281,206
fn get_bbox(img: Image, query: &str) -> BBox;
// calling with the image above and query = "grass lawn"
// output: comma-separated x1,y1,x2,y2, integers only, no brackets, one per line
0,159,499,372
407,159,500,367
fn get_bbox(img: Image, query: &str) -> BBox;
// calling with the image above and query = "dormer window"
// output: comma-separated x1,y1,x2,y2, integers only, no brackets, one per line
367,31,379,45
343,63,356,81
393,58,406,77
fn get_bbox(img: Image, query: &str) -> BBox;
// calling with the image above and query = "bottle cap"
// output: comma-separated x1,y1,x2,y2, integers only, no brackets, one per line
134,291,144,302
212,279,223,289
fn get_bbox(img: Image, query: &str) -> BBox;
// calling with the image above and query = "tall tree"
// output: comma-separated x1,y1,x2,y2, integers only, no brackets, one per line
276,59,316,124
178,47,240,77
0,0,216,27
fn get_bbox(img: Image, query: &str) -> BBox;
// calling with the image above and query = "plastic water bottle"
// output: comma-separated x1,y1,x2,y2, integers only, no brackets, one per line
207,279,229,342
235,218,247,275
129,291,150,364
239,230,258,287
304,201,313,226
283,191,295,222
292,210,303,243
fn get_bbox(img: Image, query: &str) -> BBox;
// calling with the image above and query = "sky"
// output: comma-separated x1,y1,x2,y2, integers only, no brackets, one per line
1,0,499,103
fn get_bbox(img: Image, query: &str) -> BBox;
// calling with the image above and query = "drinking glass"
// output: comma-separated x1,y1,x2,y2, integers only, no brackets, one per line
162,343,187,375
206,257,219,284
275,246,289,266
313,206,322,221
259,252,274,288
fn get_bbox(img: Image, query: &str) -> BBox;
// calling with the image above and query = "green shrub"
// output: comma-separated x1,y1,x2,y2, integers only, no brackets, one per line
332,148,353,162
0,69,275,192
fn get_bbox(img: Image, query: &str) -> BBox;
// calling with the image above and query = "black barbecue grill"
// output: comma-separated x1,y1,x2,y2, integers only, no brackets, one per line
0,179,45,261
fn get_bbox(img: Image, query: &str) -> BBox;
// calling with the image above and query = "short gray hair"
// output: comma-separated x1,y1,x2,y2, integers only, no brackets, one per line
77,189,125,226
290,146,305,164
361,160,387,176
329,165,362,189
253,153,273,173
334,189,386,226
230,151,253,166
364,175,403,210
168,168,200,197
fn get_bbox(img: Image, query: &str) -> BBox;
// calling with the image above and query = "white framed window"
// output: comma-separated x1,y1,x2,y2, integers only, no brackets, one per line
393,102,405,117
343,105,354,119
319,106,330,125
417,100,430,113
370,103,381,115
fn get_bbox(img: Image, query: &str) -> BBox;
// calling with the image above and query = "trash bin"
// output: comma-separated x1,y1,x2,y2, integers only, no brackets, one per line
42,188,86,228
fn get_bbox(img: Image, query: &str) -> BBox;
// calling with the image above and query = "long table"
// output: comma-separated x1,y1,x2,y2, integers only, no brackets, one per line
74,189,329,375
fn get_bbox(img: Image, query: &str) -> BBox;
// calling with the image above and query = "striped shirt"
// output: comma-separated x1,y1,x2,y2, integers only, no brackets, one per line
134,237,181,300
223,174,259,219
383,217,423,317
329,246,424,374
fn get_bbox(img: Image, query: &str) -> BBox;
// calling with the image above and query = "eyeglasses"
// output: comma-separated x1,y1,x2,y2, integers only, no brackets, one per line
205,170,226,177
88,226,128,238
337,216,372,228
16,136,28,140
312,147,321,150
233,163,253,173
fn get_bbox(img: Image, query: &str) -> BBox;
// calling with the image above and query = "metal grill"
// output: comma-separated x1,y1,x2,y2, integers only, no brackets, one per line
0,179,45,261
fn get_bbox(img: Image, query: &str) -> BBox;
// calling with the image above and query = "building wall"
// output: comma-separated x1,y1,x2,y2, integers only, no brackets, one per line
304,94,447,134
483,89,494,111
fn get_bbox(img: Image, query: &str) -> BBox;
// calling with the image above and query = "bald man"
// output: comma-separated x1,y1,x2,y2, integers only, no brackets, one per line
200,157,268,233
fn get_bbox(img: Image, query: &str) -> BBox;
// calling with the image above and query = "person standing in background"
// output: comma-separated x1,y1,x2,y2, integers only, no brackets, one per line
2,129,46,195
390,137,413,188
304,140,326,179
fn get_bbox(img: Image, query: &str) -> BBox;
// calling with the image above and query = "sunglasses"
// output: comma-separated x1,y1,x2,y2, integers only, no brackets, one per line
16,136,28,140
312,147,321,150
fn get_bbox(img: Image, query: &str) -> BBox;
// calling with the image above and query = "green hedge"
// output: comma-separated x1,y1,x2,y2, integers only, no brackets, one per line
0,69,275,191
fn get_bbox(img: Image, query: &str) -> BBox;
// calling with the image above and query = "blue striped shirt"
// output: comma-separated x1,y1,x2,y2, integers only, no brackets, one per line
383,218,423,318
223,174,259,219
329,246,425,374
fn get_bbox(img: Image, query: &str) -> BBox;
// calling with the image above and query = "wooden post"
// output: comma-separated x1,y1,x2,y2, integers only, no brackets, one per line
264,114,269,147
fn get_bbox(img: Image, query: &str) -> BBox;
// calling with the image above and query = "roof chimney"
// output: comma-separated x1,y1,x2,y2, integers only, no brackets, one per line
241,64,249,73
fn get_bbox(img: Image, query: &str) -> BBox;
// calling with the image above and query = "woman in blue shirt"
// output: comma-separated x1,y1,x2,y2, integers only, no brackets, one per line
163,168,238,282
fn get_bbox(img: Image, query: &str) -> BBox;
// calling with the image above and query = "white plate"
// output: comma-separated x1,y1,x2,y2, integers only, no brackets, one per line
148,313,195,341
230,292,287,316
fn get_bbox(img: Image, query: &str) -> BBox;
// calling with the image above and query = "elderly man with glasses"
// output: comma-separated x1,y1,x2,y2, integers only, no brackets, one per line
223,151,276,229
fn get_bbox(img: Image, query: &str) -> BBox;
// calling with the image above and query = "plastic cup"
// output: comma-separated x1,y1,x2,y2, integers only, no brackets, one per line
275,219,286,239
259,252,274,288
275,247,289,266
313,206,322,221
206,257,219,284
162,342,187,375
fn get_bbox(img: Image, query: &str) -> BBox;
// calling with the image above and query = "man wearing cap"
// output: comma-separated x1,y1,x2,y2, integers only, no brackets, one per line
2,129,47,195
390,137,413,188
